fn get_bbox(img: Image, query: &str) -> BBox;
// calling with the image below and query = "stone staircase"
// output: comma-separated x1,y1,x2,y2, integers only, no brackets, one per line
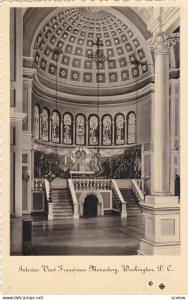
51,188,73,220
120,188,142,216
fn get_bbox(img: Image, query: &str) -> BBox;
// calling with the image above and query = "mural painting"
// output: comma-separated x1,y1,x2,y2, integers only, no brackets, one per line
34,146,141,179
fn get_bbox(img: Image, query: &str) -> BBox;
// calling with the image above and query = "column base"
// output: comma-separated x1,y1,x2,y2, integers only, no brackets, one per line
10,218,22,255
138,239,180,255
138,195,180,255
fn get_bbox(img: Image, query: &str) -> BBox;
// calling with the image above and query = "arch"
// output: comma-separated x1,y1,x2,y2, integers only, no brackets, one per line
88,114,100,146
83,195,98,218
51,110,61,143
34,103,41,139
75,113,86,145
127,111,136,144
114,113,125,145
102,114,112,146
41,107,50,142
62,112,73,145
79,191,104,217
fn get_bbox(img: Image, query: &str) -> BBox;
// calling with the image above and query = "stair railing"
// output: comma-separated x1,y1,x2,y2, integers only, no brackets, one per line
129,179,145,204
44,179,50,201
111,179,127,217
42,178,54,220
68,179,79,219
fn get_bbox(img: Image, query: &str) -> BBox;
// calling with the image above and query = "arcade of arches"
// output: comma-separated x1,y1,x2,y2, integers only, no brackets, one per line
10,7,180,255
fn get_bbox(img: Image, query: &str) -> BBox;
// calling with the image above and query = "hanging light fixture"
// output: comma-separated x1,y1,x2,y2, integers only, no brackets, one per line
88,38,107,174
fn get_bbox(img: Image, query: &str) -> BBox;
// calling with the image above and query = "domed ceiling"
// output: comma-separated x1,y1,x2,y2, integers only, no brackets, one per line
32,7,153,97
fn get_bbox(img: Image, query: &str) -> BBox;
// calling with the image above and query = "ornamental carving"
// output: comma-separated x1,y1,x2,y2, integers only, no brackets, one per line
148,31,179,55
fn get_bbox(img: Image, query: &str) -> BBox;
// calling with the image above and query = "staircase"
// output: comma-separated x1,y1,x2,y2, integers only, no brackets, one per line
120,188,142,216
51,188,73,219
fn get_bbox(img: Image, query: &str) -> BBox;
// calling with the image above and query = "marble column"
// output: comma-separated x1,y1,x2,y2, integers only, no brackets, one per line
10,111,27,217
148,30,179,194
23,58,36,212
138,29,180,255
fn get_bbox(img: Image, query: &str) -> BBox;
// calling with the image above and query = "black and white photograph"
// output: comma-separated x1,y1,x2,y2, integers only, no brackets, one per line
10,6,180,257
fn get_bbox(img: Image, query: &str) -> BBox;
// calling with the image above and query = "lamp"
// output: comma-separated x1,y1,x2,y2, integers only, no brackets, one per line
88,38,105,174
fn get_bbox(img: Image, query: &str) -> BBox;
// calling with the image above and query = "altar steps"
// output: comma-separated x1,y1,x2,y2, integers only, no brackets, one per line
51,188,73,219
120,188,142,216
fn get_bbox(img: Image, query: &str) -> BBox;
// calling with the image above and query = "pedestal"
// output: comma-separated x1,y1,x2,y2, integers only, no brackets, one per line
22,219,33,255
138,195,180,255
73,203,80,219
121,202,127,218
10,218,22,255
48,202,54,220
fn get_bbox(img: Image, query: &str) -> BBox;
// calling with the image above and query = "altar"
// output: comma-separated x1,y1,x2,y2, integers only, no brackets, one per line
70,171,95,179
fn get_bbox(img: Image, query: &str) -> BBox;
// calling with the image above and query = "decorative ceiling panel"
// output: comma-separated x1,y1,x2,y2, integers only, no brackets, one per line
33,7,150,88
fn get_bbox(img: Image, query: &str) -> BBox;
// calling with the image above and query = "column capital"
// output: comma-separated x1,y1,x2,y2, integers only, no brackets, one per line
148,31,179,55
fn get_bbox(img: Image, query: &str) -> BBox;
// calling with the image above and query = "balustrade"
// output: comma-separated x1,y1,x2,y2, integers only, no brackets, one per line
73,178,111,191
111,179,126,216
111,185,121,211
34,178,44,190
130,179,144,203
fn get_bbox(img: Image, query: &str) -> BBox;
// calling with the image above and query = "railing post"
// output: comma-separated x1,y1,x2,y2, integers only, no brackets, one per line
121,203,127,218
48,202,54,220
73,203,80,219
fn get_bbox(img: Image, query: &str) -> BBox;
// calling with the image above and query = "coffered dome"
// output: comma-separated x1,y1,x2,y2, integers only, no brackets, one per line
31,7,154,97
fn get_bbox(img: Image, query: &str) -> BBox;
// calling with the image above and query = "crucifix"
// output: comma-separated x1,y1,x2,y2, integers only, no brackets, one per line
88,37,107,65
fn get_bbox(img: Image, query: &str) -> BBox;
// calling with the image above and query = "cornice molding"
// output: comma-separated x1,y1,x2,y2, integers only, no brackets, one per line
10,109,27,123
33,71,154,104
32,76,155,106
147,8,180,34
23,67,37,79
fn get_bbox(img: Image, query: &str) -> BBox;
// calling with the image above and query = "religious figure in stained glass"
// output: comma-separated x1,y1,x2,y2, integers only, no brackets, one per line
34,104,40,139
76,114,86,145
63,113,73,144
102,115,112,146
89,115,99,145
51,111,60,143
127,112,136,144
41,107,49,141
115,114,125,145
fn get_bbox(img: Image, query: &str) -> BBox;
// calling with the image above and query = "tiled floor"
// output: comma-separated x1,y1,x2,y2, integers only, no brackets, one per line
30,215,145,256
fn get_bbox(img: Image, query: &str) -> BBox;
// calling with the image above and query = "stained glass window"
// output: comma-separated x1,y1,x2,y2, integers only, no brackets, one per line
102,115,112,146
51,110,60,143
75,114,86,145
41,107,49,141
63,113,73,145
115,113,125,145
127,112,136,144
34,104,40,139
88,115,99,146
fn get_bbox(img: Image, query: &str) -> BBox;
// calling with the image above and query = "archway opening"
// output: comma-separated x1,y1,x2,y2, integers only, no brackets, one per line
83,194,98,218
